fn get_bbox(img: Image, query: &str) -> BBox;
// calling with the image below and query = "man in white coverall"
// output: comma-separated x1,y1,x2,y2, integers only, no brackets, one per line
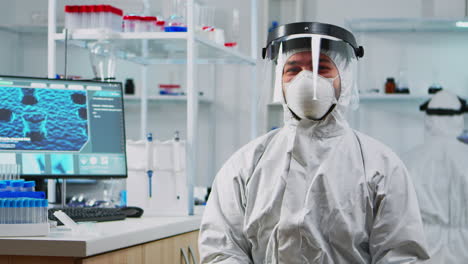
403,90,468,263
199,22,430,263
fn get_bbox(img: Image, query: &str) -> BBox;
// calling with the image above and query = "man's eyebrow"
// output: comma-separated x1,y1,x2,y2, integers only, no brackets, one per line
286,59,313,65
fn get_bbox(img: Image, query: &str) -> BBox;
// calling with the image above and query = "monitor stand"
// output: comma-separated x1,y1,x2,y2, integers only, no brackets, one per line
61,178,67,207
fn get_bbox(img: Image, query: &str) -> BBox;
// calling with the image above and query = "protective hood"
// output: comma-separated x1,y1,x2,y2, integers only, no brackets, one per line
420,90,466,138
261,22,363,128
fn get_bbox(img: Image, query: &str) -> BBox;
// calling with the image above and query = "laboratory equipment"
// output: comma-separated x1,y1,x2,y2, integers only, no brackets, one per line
146,132,154,198
0,164,20,180
0,198,49,236
396,69,410,93
0,76,127,179
64,5,123,32
126,134,189,216
89,40,117,81
159,84,182,95
224,8,240,49
124,79,135,95
123,15,139,32
165,0,187,32
141,16,157,32
48,207,126,225
155,20,166,32
22,181,36,192
196,5,215,32
385,77,396,93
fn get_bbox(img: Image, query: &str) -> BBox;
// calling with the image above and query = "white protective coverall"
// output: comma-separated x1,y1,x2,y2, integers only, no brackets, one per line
199,108,430,263
403,90,468,263
199,27,429,263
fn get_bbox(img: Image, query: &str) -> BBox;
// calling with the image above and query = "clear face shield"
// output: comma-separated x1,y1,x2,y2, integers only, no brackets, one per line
260,23,363,121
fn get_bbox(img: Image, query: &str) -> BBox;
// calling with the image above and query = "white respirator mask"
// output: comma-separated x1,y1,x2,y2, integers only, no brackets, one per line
284,70,338,120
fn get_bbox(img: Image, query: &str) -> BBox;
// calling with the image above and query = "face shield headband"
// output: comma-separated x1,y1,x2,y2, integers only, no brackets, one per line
420,97,468,116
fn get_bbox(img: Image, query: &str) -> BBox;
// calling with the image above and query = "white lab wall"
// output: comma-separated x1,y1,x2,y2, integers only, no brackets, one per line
0,31,19,75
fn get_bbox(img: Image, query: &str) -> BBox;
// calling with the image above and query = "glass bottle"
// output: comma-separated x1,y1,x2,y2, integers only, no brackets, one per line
385,77,396,94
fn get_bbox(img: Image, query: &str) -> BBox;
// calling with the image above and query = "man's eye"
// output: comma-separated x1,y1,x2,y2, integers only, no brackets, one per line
286,67,301,73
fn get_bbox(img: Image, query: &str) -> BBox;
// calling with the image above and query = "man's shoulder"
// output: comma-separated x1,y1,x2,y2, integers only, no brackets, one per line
229,128,282,164
215,128,282,183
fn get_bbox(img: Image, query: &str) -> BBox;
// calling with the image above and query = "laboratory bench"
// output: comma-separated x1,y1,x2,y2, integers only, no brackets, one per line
0,213,202,264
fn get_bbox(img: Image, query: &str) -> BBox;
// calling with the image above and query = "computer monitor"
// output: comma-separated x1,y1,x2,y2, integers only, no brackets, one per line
0,76,127,178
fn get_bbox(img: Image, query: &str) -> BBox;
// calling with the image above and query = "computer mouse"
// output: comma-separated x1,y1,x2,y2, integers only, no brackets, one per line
119,206,144,218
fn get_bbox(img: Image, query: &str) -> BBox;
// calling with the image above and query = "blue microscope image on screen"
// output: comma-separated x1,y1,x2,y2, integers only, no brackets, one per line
51,154,74,174
0,86,89,151
22,153,46,174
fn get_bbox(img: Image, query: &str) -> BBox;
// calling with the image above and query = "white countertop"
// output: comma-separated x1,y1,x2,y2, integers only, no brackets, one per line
0,214,202,257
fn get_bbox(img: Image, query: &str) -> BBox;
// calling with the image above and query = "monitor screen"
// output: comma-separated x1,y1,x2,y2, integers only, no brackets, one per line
0,76,127,178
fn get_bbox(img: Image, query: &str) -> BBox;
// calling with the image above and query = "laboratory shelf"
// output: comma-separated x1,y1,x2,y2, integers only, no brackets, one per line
123,95,213,104
359,93,431,101
54,31,256,65
348,18,468,33
0,24,58,34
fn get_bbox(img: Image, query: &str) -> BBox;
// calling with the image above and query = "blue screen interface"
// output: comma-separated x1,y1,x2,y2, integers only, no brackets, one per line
0,76,127,178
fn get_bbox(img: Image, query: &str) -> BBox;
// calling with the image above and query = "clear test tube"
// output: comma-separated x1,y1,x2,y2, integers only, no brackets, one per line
9,164,15,180
12,200,19,224
97,5,105,29
41,199,46,223
89,5,98,29
123,15,134,32
4,200,10,224
143,16,157,32
0,164,6,180
11,180,24,192
134,16,144,32
64,6,73,29
33,199,40,223
10,199,16,224
0,199,4,224
26,199,31,223
23,199,28,224
79,6,89,29
114,7,123,32
21,181,35,192
107,6,114,31
45,199,49,223
70,6,80,29
19,199,26,224
13,164,20,180
27,199,32,223
16,199,22,224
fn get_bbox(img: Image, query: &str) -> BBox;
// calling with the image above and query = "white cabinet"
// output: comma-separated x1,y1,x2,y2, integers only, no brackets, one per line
47,0,259,214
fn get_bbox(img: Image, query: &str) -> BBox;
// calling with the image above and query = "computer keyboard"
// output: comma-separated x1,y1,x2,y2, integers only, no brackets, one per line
48,207,127,225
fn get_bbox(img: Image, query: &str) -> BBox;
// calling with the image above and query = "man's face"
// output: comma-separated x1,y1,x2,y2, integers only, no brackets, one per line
282,51,341,98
